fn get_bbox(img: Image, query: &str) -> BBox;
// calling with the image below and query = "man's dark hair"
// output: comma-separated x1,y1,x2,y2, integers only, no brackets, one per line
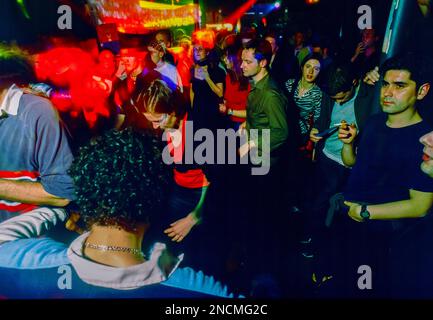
244,39,273,68
69,128,169,231
0,45,35,90
381,52,433,89
155,29,172,45
324,63,357,96
133,79,186,118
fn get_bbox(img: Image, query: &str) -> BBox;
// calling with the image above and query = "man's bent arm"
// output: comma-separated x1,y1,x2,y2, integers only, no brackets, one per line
365,189,433,220
0,179,70,207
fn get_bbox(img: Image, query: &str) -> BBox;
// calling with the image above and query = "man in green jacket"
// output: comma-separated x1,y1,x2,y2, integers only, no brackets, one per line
240,38,289,173
237,39,290,293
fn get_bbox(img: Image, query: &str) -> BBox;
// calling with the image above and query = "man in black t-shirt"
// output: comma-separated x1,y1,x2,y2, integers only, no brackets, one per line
337,53,433,297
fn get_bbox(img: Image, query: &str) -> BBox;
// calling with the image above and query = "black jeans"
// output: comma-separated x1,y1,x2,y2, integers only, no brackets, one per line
317,195,393,298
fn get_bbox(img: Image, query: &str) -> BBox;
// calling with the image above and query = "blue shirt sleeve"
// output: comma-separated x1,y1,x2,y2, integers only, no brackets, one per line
0,238,69,269
26,95,76,200
162,267,242,298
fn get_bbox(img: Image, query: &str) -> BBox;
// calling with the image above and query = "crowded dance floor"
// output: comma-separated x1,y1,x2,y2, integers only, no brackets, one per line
0,0,433,303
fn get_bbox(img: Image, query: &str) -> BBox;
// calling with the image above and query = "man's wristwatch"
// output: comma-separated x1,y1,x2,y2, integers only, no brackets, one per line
227,108,233,116
360,204,370,221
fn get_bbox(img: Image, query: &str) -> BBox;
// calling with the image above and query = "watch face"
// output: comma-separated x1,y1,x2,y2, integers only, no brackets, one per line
360,209,370,219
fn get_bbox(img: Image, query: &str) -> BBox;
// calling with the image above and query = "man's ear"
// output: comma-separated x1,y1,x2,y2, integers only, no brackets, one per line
259,59,268,69
417,83,431,101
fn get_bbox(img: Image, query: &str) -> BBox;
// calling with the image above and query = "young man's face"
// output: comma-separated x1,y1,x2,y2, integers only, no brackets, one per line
330,86,355,105
380,70,418,115
241,48,262,78
143,112,177,130
156,32,170,48
148,47,163,65
121,56,138,73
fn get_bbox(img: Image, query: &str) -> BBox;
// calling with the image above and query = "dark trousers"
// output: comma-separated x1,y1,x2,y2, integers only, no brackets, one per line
303,151,350,239
388,213,433,298
300,152,351,291
331,210,392,298
240,160,288,295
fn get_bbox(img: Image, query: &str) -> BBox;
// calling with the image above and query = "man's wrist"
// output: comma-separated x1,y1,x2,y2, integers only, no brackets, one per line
189,211,201,225
359,204,371,221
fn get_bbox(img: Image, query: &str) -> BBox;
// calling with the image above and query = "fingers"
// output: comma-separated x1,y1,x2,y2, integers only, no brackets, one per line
309,128,321,142
164,218,191,242
164,228,183,241
363,66,380,85
310,134,322,142
165,229,187,242
172,234,184,242
309,132,322,142
65,212,84,234
338,121,357,142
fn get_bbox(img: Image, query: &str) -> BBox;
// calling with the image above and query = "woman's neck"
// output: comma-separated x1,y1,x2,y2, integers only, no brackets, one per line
84,224,146,267
300,78,314,90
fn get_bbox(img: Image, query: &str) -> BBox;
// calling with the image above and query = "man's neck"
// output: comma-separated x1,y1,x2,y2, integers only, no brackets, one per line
252,69,269,85
84,224,146,267
387,107,422,128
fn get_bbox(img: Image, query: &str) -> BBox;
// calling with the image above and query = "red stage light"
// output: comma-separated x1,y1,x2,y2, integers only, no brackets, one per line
224,0,258,25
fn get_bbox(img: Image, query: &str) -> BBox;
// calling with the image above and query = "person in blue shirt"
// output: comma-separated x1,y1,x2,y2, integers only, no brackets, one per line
0,45,75,222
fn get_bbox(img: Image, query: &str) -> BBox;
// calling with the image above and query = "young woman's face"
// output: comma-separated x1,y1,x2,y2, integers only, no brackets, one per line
222,55,233,70
302,59,321,83
193,45,206,62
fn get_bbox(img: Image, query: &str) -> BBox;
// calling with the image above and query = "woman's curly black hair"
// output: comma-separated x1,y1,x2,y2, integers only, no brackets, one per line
69,128,169,231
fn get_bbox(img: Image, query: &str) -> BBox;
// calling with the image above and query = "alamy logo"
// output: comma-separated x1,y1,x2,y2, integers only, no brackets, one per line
161,121,271,176
57,5,72,30
57,265,72,290
357,5,372,30
357,265,372,290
